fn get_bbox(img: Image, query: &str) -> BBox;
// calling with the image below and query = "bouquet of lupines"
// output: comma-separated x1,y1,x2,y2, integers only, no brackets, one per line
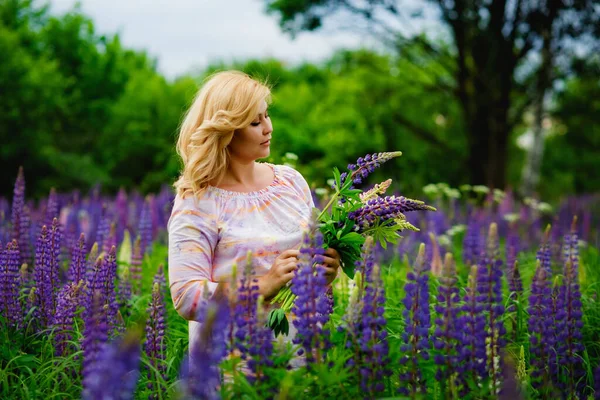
268,151,436,335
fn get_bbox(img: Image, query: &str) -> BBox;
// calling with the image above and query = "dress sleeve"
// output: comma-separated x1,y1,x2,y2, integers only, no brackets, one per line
167,196,220,322
280,164,315,210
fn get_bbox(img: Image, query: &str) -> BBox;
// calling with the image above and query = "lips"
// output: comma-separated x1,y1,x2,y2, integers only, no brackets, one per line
261,139,271,145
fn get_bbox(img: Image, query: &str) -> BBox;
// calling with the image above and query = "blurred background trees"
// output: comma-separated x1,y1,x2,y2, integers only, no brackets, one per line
1,0,599,200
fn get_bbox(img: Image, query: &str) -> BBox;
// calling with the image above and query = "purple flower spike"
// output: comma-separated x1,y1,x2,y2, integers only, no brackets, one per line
139,198,153,256
82,290,110,384
476,223,506,393
463,218,482,266
11,167,30,265
456,265,487,395
433,253,461,394
145,282,167,398
44,188,60,228
291,228,331,368
53,280,85,357
68,233,86,284
1,240,23,327
341,151,402,188
555,217,585,397
528,261,554,393
355,239,391,397
33,225,54,328
399,243,431,397
536,224,553,274
349,195,435,231
180,298,231,400
118,266,132,307
82,332,141,400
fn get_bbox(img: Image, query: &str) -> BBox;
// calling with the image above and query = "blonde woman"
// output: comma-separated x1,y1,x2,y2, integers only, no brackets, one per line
167,70,341,353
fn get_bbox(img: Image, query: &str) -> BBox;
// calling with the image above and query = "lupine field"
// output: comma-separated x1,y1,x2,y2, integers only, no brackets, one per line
1,166,600,400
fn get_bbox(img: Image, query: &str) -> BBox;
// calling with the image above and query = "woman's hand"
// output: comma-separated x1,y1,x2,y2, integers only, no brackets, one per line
319,247,341,285
257,249,300,301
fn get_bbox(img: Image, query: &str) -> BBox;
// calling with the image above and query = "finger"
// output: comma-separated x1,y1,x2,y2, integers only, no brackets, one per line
281,261,298,274
324,248,340,258
278,249,300,259
319,255,339,269
282,271,295,283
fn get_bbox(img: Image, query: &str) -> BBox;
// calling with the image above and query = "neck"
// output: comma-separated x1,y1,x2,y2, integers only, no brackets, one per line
223,157,259,186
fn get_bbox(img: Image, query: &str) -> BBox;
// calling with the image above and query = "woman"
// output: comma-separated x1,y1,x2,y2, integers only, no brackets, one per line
167,70,341,350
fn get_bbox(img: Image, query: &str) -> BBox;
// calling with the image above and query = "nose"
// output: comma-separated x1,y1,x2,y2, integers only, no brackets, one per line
263,117,273,135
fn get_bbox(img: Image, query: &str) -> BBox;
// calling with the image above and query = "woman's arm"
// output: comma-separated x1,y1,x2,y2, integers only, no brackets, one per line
168,207,219,322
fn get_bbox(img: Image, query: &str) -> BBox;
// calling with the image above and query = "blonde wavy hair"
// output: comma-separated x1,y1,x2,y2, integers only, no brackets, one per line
174,70,272,199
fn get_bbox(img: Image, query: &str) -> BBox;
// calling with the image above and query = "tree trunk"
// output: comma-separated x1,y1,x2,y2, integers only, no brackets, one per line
520,26,554,197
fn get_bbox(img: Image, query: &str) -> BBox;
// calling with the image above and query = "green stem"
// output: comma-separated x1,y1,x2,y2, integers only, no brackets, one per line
317,190,340,221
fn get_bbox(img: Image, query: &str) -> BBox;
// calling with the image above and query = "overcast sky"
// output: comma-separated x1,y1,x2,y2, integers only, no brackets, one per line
49,0,375,79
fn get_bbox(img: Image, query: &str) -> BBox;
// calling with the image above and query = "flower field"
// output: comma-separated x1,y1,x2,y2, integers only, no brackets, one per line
1,168,600,399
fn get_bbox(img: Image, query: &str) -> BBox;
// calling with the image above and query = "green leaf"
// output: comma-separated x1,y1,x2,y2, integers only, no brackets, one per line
333,167,341,189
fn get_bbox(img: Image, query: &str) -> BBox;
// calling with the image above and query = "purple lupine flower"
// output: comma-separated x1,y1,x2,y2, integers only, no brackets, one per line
233,254,260,358
64,198,81,260
456,265,487,395
556,218,585,397
68,233,86,284
528,261,554,393
48,218,63,287
355,240,391,397
44,188,59,228
33,225,54,328
291,228,331,368
349,195,435,231
138,198,153,256
463,217,481,266
11,167,30,264
85,242,99,284
550,276,567,391
154,264,166,292
118,266,132,307
399,243,431,397
95,205,111,253
103,246,120,331
0,243,6,315
246,297,275,388
233,255,275,391
82,290,110,384
88,246,119,332
130,236,143,295
18,205,32,265
82,332,141,400
433,253,461,394
53,280,84,357
145,282,167,399
536,224,553,274
180,298,230,400
340,151,402,187
476,223,505,394
1,240,23,327
101,222,117,256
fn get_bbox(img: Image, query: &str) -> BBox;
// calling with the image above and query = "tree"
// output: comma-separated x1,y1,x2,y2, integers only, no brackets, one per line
264,0,600,190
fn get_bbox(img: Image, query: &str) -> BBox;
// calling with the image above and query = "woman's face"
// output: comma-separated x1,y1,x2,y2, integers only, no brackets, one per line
228,100,273,162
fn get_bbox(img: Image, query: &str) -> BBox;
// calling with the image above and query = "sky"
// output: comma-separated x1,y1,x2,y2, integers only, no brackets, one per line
49,0,373,79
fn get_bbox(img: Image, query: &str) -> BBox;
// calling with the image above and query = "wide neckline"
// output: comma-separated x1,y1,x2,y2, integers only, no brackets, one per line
206,163,280,198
